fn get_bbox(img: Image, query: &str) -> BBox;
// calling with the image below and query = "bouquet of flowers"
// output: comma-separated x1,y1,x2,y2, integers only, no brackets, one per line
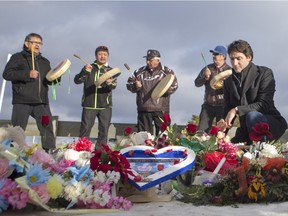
0,135,133,213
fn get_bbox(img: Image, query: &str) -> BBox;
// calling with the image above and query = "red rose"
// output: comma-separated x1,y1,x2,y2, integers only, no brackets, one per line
186,123,197,134
162,113,171,124
124,127,132,135
160,122,167,132
41,116,49,126
249,122,273,142
209,126,219,136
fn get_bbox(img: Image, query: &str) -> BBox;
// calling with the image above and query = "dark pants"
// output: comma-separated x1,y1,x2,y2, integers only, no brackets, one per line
11,104,56,150
231,111,288,145
79,108,112,147
198,104,223,133
137,111,165,136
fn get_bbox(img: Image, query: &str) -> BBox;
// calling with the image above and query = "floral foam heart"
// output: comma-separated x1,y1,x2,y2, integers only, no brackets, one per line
120,145,196,191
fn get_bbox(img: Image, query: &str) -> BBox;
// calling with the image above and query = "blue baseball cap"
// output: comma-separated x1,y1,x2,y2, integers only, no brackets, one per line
209,45,227,55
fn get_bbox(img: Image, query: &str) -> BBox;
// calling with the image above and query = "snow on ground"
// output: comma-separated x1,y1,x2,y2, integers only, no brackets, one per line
2,201,288,216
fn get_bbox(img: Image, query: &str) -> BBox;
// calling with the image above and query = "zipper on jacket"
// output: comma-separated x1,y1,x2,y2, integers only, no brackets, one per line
94,68,100,108
36,59,42,103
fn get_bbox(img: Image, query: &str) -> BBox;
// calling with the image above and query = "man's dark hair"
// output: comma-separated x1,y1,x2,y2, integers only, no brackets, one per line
23,33,43,50
227,40,254,61
95,46,109,55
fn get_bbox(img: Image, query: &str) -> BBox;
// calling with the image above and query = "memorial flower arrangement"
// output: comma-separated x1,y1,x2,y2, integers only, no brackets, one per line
0,134,133,214
175,121,288,205
124,114,288,205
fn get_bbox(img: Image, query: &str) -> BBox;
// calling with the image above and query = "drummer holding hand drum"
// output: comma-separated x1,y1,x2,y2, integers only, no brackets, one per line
126,49,178,136
3,33,57,152
74,46,120,149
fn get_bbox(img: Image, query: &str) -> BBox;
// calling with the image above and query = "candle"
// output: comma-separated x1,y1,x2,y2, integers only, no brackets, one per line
213,157,226,174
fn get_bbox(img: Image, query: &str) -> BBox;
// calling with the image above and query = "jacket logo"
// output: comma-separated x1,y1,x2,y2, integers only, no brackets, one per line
143,74,161,81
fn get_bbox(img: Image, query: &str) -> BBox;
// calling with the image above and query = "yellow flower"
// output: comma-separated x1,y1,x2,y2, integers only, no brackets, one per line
46,174,64,199
248,177,266,202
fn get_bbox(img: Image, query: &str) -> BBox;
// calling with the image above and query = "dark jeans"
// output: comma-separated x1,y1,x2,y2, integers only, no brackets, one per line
231,111,287,144
79,108,112,146
12,104,56,150
198,104,223,133
137,111,165,136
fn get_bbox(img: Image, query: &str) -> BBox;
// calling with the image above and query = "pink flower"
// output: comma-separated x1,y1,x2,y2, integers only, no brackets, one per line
0,159,13,178
113,196,132,210
50,159,75,173
218,139,239,159
73,137,93,151
31,184,50,204
8,192,29,209
28,149,54,167
0,178,28,209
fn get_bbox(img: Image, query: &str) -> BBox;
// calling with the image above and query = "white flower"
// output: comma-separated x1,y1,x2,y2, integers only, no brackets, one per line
64,149,81,161
95,171,106,183
281,142,288,153
63,182,85,202
243,152,253,159
93,189,111,206
199,135,208,142
259,144,279,158
79,184,93,203
106,171,121,183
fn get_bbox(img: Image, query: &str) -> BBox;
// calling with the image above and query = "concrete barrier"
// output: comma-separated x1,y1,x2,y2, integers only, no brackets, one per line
0,117,287,143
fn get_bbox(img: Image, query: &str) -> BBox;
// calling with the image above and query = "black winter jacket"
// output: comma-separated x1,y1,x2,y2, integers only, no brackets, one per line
126,63,178,113
223,62,287,140
74,62,117,109
3,49,55,105
195,63,231,106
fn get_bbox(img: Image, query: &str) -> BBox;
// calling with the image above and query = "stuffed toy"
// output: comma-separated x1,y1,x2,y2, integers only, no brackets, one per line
0,126,26,147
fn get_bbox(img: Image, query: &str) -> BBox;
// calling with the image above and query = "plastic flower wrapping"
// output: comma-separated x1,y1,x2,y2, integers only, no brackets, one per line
0,135,133,214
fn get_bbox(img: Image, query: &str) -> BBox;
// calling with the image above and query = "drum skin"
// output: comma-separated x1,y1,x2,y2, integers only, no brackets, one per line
46,59,71,81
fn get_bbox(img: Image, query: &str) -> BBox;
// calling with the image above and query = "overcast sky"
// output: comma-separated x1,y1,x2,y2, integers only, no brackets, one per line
0,1,287,126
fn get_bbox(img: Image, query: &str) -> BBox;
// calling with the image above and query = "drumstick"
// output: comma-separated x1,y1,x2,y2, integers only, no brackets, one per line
201,52,208,68
31,45,35,70
124,63,138,80
124,63,130,71
73,54,90,65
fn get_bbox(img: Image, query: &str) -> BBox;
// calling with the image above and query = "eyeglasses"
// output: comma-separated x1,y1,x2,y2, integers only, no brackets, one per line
28,41,43,46
213,53,220,56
